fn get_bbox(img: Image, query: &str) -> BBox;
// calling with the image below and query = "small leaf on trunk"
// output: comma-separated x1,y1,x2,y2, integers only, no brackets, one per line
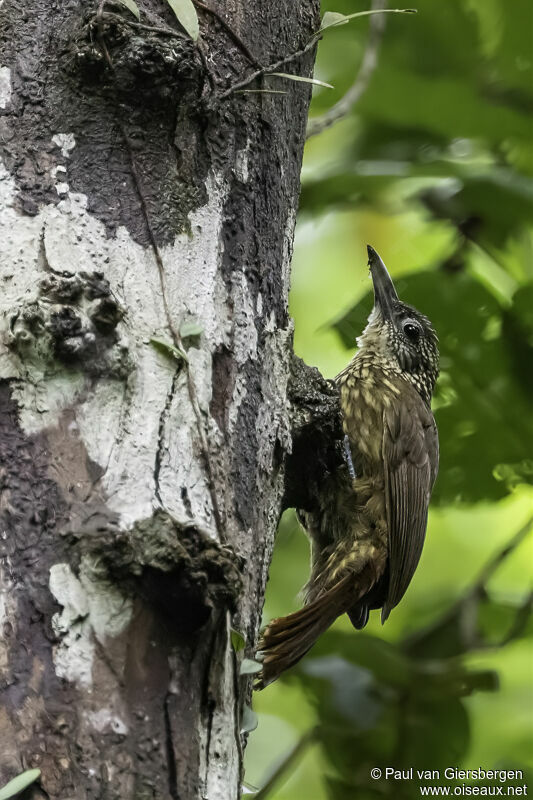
320,11,350,29
231,628,246,652
240,658,263,675
268,73,334,89
150,337,188,364
165,0,199,41
241,779,260,794
240,703,258,733
0,770,41,800
179,320,203,338
319,8,417,33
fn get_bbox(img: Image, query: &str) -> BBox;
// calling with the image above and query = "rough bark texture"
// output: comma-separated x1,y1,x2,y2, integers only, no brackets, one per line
0,1,323,798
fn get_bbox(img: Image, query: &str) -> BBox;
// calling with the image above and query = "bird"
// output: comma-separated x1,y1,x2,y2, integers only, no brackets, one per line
256,245,439,688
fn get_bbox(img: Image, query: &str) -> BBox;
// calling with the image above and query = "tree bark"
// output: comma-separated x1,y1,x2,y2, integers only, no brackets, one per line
0,1,320,798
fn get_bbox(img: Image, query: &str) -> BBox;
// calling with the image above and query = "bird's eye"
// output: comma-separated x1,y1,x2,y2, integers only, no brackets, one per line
403,320,421,340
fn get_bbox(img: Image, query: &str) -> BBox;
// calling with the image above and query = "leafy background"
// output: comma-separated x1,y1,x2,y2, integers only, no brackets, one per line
245,0,533,797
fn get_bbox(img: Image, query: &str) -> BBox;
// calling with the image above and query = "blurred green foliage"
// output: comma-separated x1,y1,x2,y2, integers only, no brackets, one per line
245,0,533,797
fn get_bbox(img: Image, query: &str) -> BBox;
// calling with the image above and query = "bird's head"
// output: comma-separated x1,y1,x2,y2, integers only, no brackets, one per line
357,246,439,404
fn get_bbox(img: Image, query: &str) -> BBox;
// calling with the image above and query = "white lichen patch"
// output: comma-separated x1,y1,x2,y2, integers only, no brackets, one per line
49,563,94,688
233,146,249,184
0,66,11,109
232,271,258,364
53,623,95,688
49,565,92,686
281,206,297,293
200,615,241,799
158,173,231,348
155,344,221,522
51,132,76,158
49,561,132,688
256,323,293,475
0,157,233,530
51,164,69,196
55,181,70,196
49,563,90,630
0,564,18,679
86,708,129,736
78,557,133,642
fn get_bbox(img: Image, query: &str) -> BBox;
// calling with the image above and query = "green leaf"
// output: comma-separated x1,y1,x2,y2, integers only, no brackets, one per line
268,73,334,89
320,11,351,30
319,8,417,33
240,658,263,675
117,0,140,19
230,628,246,652
399,695,470,768
242,779,260,793
149,337,188,364
165,0,199,41
308,632,414,687
0,770,41,800
241,703,258,733
179,320,203,338
493,460,533,489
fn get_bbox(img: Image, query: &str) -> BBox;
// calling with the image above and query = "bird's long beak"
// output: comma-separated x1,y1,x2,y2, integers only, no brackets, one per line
367,245,399,321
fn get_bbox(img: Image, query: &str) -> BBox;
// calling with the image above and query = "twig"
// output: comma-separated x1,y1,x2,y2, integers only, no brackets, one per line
306,0,388,139
95,1,225,542
253,728,317,800
219,35,320,99
470,516,532,591
496,590,533,647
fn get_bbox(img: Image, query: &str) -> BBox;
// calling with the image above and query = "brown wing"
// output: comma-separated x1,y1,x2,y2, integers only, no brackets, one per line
381,385,439,622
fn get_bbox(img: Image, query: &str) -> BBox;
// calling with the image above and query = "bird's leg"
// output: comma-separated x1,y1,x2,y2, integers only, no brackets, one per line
343,434,356,481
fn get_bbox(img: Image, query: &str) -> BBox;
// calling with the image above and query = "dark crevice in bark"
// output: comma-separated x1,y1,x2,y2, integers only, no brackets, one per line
200,620,221,794
232,357,262,527
204,696,217,787
83,511,243,635
210,345,234,434
283,355,345,513
164,691,180,800
180,485,193,517
231,646,245,782
154,366,182,506
0,381,69,699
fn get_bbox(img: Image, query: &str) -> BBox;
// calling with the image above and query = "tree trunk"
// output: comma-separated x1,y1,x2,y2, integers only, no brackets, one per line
0,1,319,797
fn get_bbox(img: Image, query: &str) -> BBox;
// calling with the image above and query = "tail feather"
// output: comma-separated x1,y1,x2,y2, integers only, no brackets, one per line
259,588,345,638
256,561,384,688
256,575,353,689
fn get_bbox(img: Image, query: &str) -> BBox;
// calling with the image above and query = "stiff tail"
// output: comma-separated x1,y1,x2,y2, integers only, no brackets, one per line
255,574,354,689
256,561,385,688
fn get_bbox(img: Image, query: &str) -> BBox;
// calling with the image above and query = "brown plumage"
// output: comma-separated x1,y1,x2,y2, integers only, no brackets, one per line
256,246,439,688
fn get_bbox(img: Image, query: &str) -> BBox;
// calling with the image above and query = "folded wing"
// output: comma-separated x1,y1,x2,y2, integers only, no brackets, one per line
381,385,439,621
